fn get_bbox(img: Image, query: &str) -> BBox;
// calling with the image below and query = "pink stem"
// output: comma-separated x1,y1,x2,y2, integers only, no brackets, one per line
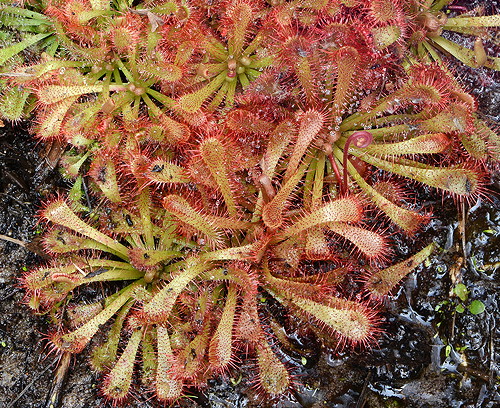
342,131,373,194
447,6,468,12
327,154,344,195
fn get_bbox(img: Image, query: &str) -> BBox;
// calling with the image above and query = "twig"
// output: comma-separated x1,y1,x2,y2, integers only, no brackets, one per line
45,352,72,408
457,364,491,382
0,234,27,247
489,314,495,384
81,176,93,212
460,200,467,260
0,192,31,209
7,359,57,408
356,371,373,408
483,262,500,271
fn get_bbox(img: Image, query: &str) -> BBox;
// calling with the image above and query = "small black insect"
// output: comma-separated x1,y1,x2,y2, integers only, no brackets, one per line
85,268,109,278
125,214,133,226
151,164,164,173
464,177,472,194
97,166,107,183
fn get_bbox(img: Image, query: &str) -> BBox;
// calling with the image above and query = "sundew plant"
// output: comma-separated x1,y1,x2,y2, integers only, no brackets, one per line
1,0,499,405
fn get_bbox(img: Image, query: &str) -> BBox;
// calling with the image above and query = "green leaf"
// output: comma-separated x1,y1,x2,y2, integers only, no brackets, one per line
0,86,30,121
455,304,465,313
0,33,51,65
468,300,485,315
454,283,469,302
434,300,448,311
67,176,88,212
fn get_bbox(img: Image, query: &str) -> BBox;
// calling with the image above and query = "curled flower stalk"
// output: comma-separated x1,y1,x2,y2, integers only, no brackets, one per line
243,43,488,232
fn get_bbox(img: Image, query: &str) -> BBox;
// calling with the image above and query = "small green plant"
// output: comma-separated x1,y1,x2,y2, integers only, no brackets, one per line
453,283,486,315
